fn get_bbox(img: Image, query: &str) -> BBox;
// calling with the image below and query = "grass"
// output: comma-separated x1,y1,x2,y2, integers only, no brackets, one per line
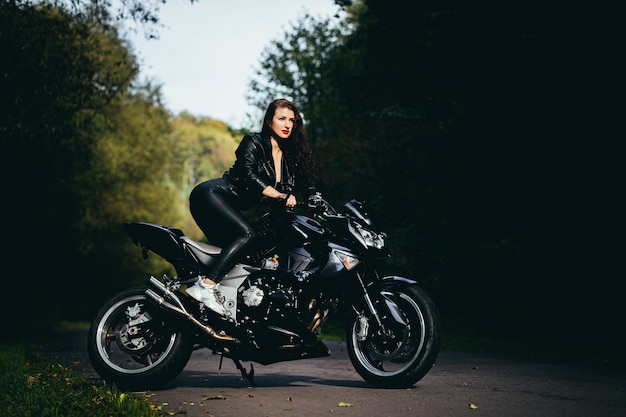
0,341,159,417
0,318,348,417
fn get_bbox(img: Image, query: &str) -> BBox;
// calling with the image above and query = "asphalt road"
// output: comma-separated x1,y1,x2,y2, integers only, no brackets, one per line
46,327,626,417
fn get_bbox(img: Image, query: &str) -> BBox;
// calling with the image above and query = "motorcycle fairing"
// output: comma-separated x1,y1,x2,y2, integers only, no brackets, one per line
225,322,330,365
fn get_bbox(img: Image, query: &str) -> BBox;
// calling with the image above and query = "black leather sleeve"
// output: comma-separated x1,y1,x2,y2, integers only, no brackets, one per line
232,134,273,194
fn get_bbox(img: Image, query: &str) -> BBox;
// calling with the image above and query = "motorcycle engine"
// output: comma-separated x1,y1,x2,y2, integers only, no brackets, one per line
241,285,264,307
236,274,297,325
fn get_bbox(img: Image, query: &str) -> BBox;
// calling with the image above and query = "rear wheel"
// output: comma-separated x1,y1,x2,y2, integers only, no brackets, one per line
87,287,193,391
347,284,441,388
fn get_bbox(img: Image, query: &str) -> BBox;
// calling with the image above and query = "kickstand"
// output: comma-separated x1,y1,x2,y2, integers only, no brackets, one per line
218,354,224,375
232,358,255,387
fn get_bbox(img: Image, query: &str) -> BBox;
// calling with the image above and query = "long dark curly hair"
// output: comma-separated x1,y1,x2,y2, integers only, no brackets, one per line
260,98,317,186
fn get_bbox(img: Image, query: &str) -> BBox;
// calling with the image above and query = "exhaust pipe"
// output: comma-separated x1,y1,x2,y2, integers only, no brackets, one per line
146,276,239,344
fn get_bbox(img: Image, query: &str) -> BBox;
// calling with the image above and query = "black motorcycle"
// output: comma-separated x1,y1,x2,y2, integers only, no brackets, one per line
87,194,441,390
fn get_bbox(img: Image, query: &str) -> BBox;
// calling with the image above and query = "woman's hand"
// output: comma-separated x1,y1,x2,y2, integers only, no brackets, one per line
284,194,297,208
263,186,297,208
278,192,296,208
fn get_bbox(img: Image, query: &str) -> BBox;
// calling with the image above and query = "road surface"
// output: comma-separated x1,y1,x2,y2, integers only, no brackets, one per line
46,327,626,417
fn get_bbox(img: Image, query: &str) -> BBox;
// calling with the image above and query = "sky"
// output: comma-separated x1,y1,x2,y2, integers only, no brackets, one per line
126,0,344,127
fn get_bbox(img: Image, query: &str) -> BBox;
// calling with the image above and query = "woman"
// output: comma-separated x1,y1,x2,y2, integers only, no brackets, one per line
186,98,317,315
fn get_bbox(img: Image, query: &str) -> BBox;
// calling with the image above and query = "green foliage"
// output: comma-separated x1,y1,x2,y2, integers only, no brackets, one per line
0,1,234,331
1,1,143,330
247,12,353,118
72,82,186,309
169,113,239,240
0,1,244,335
0,342,158,417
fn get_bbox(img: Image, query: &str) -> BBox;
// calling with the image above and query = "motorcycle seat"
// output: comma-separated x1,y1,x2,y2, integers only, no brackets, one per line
180,236,222,255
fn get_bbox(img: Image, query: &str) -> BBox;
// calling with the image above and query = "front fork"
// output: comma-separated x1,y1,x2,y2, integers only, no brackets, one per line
353,270,409,341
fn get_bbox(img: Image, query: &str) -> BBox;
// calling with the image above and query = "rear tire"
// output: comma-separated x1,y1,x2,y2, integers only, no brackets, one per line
347,284,441,388
87,287,193,391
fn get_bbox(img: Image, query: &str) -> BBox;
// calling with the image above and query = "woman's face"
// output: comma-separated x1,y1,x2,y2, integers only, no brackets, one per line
270,106,296,140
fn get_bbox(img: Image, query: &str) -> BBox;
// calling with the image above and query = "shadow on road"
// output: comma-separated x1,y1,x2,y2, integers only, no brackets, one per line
44,326,626,417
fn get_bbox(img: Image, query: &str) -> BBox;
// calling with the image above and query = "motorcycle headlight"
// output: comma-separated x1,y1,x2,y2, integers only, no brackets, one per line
356,225,386,249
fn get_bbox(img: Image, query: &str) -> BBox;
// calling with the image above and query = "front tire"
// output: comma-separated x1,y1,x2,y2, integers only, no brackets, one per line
347,284,441,388
87,287,193,391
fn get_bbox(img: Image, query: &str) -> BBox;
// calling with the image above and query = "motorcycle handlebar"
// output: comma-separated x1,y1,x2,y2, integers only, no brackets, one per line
272,192,338,217
303,196,338,216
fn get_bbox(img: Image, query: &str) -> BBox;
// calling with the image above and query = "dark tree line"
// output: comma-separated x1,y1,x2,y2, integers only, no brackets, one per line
346,1,618,346
251,0,621,352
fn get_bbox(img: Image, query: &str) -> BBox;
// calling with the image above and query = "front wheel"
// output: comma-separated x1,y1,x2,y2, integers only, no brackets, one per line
87,287,193,391
347,284,441,388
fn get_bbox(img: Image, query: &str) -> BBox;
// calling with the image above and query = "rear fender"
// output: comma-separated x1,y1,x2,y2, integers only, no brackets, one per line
123,222,185,261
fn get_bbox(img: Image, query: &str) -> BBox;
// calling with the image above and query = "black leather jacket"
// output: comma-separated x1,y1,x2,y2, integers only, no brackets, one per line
222,133,315,209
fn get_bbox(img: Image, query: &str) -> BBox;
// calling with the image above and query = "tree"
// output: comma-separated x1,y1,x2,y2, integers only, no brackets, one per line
0,0,248,337
247,11,356,190
169,113,239,240
0,1,172,332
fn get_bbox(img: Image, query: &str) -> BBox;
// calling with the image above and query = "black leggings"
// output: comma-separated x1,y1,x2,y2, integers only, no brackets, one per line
189,179,257,282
